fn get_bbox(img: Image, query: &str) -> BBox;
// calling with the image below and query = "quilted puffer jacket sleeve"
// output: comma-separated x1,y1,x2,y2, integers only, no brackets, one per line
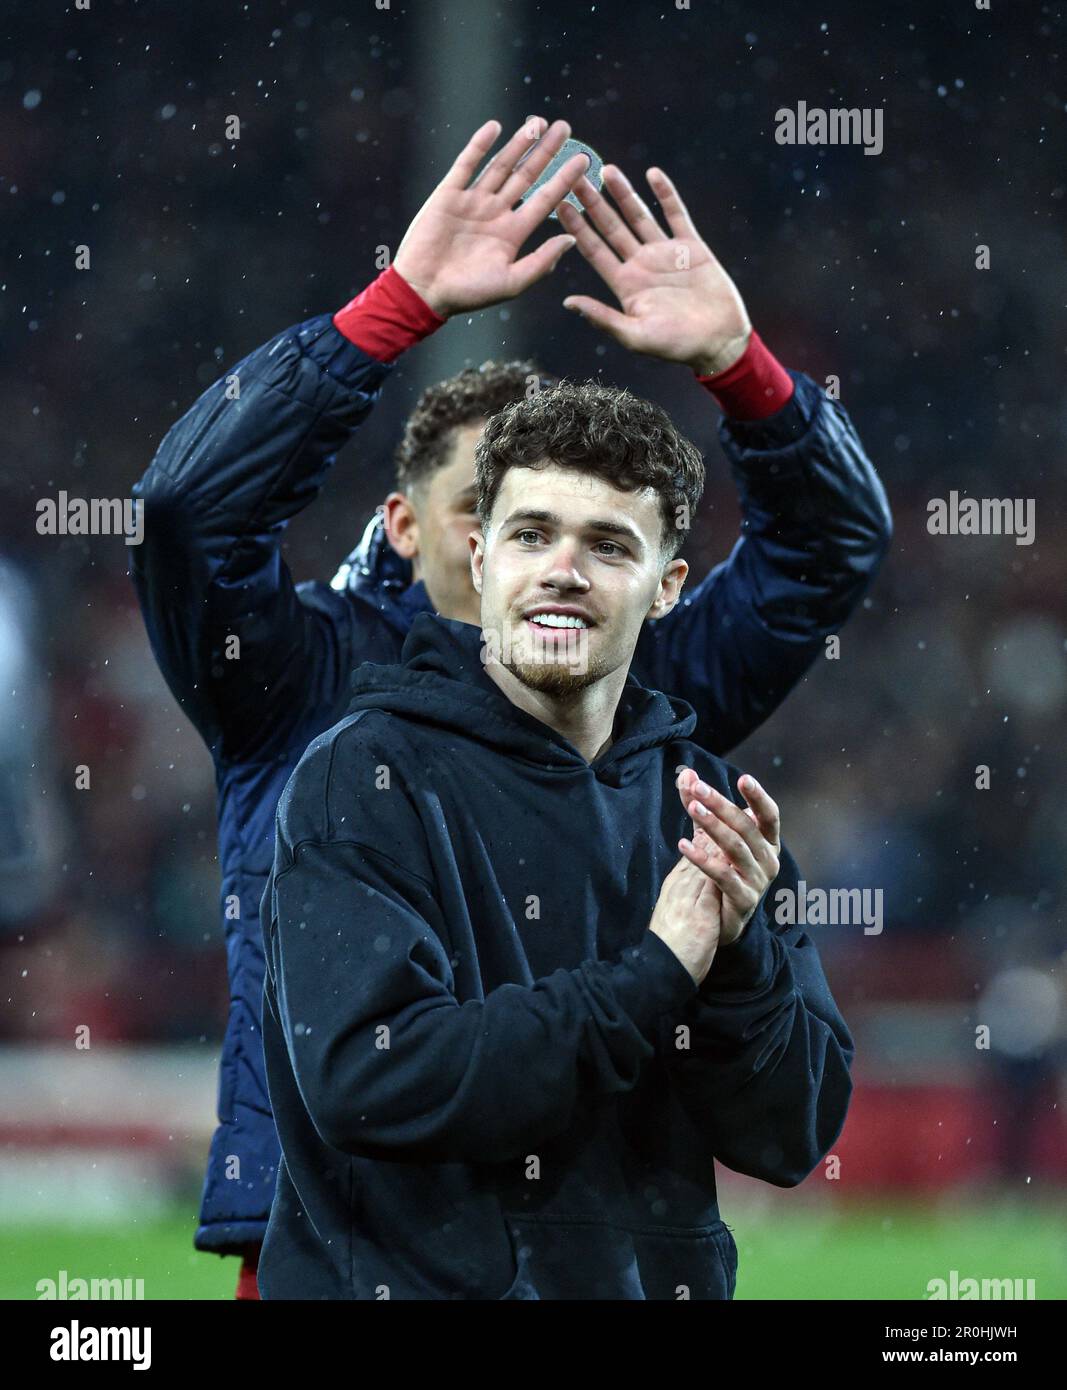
635,372,892,755
129,315,394,762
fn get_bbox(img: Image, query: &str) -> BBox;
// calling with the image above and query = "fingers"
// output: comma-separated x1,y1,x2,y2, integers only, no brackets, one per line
563,171,644,261
678,833,755,909
600,165,668,244
469,116,558,194
738,774,781,851
645,167,702,243
442,119,505,190
682,776,780,880
561,293,632,342
673,766,779,920
675,766,701,799
555,199,628,299
507,233,577,298
686,793,764,883
511,149,591,236
674,765,707,817
497,118,573,204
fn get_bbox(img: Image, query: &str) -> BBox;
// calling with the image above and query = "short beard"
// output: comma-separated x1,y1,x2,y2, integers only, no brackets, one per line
504,651,605,699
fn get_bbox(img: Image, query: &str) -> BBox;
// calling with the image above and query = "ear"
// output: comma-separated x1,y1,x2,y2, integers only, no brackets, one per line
382,491,419,559
469,529,486,595
646,558,688,623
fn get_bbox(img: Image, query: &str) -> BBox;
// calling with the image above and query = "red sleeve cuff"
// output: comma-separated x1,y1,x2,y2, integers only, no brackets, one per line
332,265,447,364
235,1247,261,1300
695,329,794,421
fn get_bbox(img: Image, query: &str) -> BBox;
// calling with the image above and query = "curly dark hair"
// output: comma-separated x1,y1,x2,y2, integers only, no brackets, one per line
394,359,560,497
473,380,705,562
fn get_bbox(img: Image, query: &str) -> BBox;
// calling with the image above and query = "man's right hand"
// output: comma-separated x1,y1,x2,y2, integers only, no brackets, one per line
392,117,589,319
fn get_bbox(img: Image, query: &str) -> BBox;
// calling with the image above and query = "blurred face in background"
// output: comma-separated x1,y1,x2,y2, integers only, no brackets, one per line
382,419,485,627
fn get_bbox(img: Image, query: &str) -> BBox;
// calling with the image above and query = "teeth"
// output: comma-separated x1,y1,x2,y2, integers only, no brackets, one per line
529,613,588,629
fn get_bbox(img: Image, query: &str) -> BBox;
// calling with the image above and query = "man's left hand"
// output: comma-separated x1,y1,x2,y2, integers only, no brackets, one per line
556,165,752,375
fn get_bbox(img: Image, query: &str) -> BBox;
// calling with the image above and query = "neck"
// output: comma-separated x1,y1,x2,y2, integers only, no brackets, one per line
414,565,482,627
482,658,628,764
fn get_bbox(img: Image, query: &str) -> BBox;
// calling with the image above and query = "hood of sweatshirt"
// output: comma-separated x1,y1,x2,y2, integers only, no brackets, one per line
345,612,696,790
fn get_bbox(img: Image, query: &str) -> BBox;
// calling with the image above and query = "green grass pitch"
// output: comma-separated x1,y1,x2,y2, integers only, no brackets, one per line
3,1199,1063,1300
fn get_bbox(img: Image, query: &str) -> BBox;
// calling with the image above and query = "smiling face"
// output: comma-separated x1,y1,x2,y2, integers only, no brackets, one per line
470,463,688,699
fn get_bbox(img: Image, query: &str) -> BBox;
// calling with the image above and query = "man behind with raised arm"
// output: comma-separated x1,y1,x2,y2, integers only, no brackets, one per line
259,378,854,1300
131,116,889,1294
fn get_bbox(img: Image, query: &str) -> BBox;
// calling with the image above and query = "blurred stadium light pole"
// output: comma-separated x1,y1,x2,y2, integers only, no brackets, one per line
408,0,529,375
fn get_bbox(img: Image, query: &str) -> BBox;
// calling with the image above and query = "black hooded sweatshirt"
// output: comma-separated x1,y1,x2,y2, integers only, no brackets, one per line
259,613,854,1300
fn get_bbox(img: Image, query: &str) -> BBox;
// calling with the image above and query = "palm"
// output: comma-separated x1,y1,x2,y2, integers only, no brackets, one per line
556,164,752,372
397,204,532,310
606,239,727,364
391,117,589,317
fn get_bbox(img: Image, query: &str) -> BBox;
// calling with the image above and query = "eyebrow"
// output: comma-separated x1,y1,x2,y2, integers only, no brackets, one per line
500,508,646,553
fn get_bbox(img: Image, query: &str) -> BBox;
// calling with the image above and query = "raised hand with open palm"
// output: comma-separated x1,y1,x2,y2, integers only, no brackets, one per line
555,165,753,377
392,117,591,319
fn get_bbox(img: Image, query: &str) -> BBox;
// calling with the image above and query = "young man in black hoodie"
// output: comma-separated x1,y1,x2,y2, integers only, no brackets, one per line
132,114,887,1292
259,372,854,1300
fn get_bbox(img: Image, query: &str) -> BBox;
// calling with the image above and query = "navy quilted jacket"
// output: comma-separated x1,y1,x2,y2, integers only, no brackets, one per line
129,312,890,1254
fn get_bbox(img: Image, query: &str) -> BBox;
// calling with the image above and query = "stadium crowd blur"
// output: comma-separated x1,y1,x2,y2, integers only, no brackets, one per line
2,3,1064,1182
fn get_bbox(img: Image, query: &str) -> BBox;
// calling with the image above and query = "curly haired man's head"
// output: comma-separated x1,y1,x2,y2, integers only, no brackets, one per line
468,380,704,699
384,365,704,655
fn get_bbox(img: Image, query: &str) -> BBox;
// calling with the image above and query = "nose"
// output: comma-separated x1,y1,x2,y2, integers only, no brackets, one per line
539,539,591,591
